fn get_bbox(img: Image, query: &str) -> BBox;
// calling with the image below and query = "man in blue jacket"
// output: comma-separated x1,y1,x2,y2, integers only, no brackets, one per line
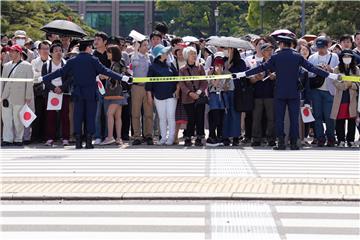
39,39,132,149
233,35,339,150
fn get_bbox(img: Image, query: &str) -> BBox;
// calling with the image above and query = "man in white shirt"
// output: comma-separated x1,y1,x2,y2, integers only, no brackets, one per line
308,36,339,147
30,40,51,143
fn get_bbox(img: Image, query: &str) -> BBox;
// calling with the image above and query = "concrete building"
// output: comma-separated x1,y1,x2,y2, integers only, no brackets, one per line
54,1,155,37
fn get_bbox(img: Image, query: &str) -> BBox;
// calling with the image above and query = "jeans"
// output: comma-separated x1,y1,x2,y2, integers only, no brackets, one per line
95,97,108,139
311,89,335,141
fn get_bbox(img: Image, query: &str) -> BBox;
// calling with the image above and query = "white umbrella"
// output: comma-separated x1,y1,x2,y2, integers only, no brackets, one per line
207,36,254,50
182,36,199,43
270,29,295,37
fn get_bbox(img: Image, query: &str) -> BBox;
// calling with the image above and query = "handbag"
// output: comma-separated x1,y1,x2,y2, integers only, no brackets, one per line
186,68,208,105
195,92,209,105
104,62,125,100
104,79,124,100
309,54,332,89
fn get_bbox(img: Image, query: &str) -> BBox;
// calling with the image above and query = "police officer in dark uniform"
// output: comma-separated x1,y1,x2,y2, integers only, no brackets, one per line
39,39,132,149
233,35,339,150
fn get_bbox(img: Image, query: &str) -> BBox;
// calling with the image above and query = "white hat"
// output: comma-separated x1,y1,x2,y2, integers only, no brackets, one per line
14,30,27,38
213,51,225,59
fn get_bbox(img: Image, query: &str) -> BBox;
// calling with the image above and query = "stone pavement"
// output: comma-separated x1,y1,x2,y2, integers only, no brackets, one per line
2,176,359,201
1,146,359,201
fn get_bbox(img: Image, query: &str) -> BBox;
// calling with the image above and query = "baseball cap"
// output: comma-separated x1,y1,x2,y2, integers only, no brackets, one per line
9,44,23,53
315,36,329,48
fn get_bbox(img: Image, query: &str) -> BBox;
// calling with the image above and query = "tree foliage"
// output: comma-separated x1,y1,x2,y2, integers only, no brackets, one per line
1,0,96,40
156,0,249,37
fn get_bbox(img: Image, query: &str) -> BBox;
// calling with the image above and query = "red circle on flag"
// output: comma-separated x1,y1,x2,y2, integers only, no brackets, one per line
97,82,103,88
23,112,31,121
51,98,59,106
303,108,310,117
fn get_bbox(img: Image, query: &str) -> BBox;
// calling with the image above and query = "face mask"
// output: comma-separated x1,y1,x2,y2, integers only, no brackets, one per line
15,39,25,46
223,50,229,57
343,57,352,65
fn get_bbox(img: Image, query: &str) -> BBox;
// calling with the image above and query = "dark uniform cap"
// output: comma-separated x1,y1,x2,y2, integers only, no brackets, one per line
276,35,294,43
260,43,274,52
79,39,94,48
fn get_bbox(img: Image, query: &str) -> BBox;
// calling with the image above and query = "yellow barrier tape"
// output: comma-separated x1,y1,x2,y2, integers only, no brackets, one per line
1,75,233,83
133,74,232,83
341,75,360,82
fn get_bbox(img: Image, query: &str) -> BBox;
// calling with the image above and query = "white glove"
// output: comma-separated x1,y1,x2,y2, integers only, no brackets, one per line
37,76,43,83
232,72,246,79
304,104,311,109
122,75,133,84
328,73,339,81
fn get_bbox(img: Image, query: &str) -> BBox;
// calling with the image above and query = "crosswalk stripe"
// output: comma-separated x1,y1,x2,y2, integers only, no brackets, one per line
1,202,358,239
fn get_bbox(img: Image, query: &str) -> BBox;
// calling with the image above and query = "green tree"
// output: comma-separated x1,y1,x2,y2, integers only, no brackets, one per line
278,0,318,37
246,0,286,35
156,0,249,37
1,0,96,40
307,1,360,39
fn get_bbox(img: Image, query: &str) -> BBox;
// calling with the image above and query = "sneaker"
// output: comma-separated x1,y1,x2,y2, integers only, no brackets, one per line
132,139,142,145
290,144,300,150
195,138,203,147
165,140,174,146
157,139,166,145
1,141,12,146
337,141,345,148
251,141,261,147
206,138,220,147
62,139,70,146
317,139,325,147
347,142,355,148
94,138,102,145
45,140,54,146
241,137,251,144
184,138,192,146
13,142,23,146
222,138,231,146
326,139,335,147
146,137,154,145
100,137,115,145
311,138,318,145
116,138,123,145
232,137,240,146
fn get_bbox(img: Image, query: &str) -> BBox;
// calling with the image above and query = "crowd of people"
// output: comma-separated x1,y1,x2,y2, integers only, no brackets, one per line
1,22,360,150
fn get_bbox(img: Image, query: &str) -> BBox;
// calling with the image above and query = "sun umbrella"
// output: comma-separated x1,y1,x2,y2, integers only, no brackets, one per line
207,36,254,50
41,20,87,38
270,29,296,37
182,36,199,43
241,33,260,42
301,34,317,42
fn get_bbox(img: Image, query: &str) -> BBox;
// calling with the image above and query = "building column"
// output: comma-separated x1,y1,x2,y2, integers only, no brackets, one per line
111,1,120,36
79,1,86,19
144,1,154,35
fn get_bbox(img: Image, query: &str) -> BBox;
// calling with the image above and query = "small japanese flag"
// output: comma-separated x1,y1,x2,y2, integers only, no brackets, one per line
97,76,105,95
47,91,63,110
301,105,315,123
19,104,37,128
